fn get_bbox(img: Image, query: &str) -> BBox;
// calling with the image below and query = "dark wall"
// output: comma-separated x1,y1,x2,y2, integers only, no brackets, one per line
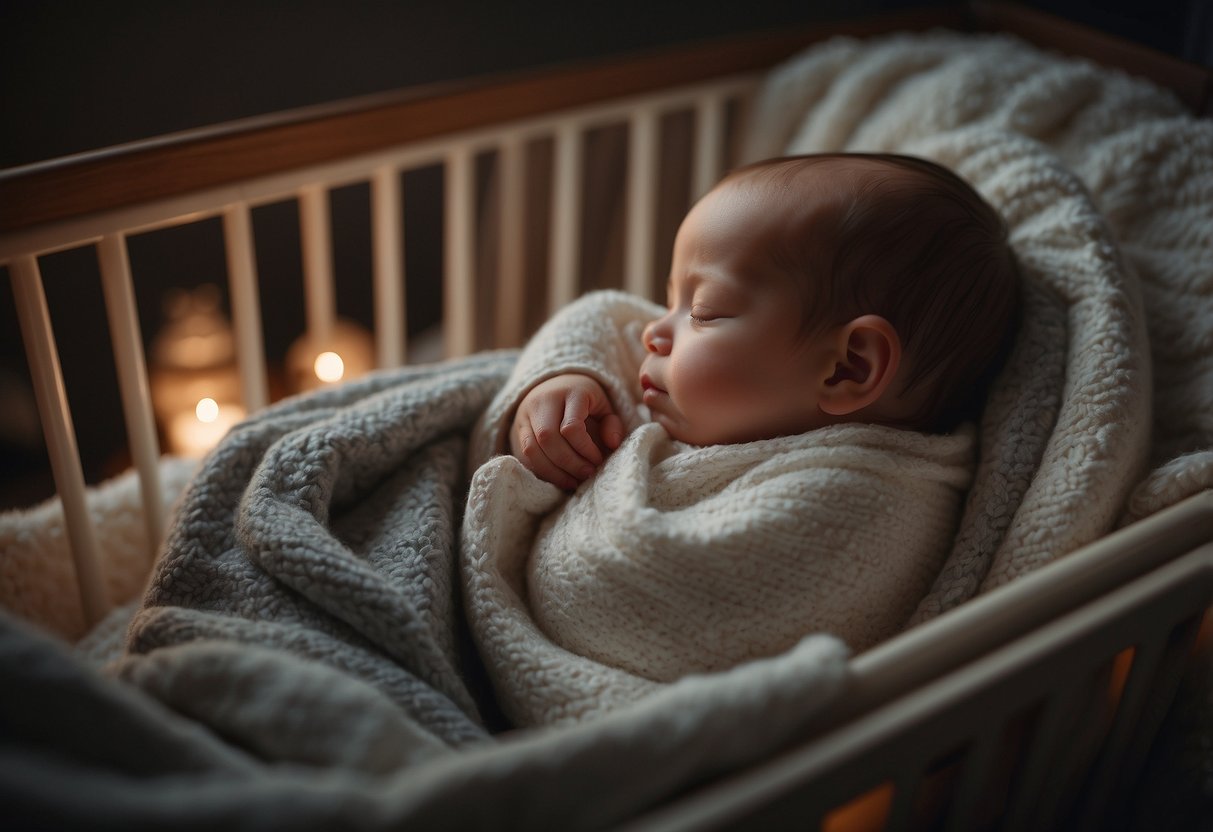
1016,0,1212,67
0,0,910,169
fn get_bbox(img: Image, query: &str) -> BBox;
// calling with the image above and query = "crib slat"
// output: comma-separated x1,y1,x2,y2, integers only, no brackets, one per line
548,121,583,314
1074,635,1166,832
97,234,165,556
1040,670,1120,828
221,203,269,411
444,144,476,357
1003,679,1084,830
944,729,998,832
10,256,110,627
1082,617,1203,829
496,132,527,347
299,186,336,348
371,166,406,367
625,106,659,300
693,92,726,200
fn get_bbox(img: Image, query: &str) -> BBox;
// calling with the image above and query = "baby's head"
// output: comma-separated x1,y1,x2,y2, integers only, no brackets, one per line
639,153,1020,446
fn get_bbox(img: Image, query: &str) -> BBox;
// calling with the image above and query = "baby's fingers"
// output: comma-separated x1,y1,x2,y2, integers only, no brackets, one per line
599,413,625,450
530,403,596,481
560,391,604,465
515,423,580,490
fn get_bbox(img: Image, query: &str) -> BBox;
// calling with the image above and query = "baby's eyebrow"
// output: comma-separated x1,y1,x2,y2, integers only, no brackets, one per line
667,271,735,304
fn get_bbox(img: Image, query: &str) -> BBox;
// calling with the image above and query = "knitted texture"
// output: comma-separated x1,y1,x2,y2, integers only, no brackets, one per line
122,354,514,754
463,292,971,725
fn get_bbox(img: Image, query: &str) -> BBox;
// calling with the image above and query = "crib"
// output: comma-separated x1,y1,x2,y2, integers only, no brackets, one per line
2,2,1211,830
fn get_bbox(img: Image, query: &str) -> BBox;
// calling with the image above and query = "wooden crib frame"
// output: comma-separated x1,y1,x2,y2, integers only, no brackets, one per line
2,2,1211,829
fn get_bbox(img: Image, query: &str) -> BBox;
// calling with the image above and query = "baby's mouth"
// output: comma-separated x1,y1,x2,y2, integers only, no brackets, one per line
640,373,667,403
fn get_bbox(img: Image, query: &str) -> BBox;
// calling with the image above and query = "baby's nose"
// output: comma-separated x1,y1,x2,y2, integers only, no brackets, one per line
643,319,672,355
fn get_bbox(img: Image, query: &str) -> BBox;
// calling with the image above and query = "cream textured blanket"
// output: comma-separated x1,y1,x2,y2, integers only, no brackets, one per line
463,292,973,725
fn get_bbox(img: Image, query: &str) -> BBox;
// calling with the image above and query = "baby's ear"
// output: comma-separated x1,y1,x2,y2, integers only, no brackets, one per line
817,315,902,417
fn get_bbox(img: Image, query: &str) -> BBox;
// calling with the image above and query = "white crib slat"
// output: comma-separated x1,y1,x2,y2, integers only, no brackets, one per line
496,133,527,347
371,166,406,367
444,145,476,357
97,235,165,556
222,204,269,411
10,256,110,627
548,121,583,314
625,106,659,300
299,186,337,349
693,92,726,201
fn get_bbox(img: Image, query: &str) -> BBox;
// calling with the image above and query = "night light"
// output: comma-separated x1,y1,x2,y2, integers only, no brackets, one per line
314,351,346,383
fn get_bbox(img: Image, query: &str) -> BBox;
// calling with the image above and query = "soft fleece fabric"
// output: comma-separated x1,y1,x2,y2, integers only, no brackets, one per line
463,291,974,725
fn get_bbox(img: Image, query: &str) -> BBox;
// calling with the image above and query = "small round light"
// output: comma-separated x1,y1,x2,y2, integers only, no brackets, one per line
314,351,345,383
195,397,220,423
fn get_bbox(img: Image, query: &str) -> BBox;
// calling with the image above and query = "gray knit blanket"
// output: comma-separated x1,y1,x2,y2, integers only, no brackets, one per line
1,351,849,829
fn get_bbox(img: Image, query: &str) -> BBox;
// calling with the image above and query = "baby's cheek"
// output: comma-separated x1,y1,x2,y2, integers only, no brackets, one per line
679,350,752,412
670,352,718,402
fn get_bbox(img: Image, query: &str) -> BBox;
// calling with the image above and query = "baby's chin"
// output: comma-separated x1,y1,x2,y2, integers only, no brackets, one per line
655,414,805,447
647,402,733,446
650,412,692,444
651,413,715,446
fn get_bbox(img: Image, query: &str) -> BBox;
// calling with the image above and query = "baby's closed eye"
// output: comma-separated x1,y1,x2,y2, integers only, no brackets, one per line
690,305,731,324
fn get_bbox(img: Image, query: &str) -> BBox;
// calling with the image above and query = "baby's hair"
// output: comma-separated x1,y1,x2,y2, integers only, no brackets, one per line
725,153,1021,432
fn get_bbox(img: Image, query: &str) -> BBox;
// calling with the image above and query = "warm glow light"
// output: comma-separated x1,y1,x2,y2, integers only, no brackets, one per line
172,399,246,457
314,351,345,383
196,397,220,423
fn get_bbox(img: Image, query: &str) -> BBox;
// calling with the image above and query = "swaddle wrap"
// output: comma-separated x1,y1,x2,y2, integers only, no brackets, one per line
463,291,973,725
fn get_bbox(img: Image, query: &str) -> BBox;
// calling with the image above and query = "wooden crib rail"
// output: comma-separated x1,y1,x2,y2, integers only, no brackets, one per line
0,7,965,238
3,1,1208,239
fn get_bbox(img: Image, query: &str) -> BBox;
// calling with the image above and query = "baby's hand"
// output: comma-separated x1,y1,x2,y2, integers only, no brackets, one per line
509,374,625,490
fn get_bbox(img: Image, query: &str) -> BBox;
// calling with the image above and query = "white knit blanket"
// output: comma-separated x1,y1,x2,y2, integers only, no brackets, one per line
463,292,974,726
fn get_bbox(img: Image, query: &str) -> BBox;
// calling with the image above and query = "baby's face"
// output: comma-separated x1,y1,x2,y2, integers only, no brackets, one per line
639,179,837,445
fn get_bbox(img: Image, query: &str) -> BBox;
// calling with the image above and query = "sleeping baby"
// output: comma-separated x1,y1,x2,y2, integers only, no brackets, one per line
462,153,1021,725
